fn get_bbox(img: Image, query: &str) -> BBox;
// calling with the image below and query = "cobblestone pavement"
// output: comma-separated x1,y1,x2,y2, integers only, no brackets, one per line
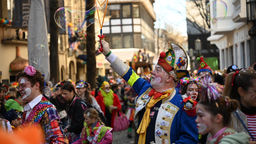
112,129,136,144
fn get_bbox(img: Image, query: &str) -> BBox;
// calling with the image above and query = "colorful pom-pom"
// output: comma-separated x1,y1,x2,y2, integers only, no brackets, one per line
160,52,166,58
197,57,200,62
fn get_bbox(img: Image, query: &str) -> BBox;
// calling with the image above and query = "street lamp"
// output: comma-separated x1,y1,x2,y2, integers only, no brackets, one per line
246,0,256,65
195,38,202,56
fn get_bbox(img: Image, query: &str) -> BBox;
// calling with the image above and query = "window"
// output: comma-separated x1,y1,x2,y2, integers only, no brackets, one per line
59,36,64,51
123,34,133,48
112,35,122,49
133,4,140,18
109,5,120,18
122,5,131,18
134,34,142,48
105,35,111,48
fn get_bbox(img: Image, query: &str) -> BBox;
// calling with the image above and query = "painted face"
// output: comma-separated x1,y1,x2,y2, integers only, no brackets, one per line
11,117,22,127
104,85,110,93
186,83,199,101
76,88,86,96
61,90,74,101
150,65,167,88
18,78,32,100
195,104,213,135
241,79,256,107
84,113,96,126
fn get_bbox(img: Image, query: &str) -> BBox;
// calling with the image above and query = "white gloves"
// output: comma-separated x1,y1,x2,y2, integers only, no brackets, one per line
99,40,110,56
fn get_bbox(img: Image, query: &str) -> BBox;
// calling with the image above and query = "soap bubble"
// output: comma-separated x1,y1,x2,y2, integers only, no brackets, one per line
206,0,227,22
31,44,46,66
54,7,95,33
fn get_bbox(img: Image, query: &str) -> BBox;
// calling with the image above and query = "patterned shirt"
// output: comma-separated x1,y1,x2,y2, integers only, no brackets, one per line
245,113,256,140
22,96,68,144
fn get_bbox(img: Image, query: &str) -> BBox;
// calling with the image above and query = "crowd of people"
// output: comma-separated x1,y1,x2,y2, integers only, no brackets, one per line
0,39,255,144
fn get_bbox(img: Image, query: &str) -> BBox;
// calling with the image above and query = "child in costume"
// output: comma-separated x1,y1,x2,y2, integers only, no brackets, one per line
180,76,200,101
73,108,113,144
4,109,22,131
124,86,137,138
196,75,249,144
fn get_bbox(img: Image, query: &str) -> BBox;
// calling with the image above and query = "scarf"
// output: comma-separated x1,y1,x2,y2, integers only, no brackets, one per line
137,88,174,144
99,88,113,107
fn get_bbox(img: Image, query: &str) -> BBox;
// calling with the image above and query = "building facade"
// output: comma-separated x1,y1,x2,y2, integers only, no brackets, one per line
102,0,156,73
186,0,219,71
207,0,251,70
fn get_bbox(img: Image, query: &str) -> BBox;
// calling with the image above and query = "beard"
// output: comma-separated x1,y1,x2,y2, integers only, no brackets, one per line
150,75,166,89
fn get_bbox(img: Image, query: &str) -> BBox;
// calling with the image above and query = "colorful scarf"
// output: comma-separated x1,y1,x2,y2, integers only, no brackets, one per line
99,88,113,107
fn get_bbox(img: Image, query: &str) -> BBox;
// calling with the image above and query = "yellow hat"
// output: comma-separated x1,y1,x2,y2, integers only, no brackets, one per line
100,81,110,89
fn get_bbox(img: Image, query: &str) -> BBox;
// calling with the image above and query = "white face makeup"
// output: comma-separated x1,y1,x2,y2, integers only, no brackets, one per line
18,78,32,100
186,83,199,101
104,85,110,93
195,108,210,135
22,88,32,99
20,78,26,84
150,65,166,88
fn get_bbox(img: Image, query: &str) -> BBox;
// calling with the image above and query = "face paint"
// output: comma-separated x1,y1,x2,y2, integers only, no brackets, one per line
196,109,209,134
105,89,110,93
20,78,26,84
187,84,199,101
197,122,209,134
22,87,32,99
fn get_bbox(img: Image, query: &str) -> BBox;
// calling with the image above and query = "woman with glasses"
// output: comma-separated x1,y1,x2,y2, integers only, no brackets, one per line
95,81,121,127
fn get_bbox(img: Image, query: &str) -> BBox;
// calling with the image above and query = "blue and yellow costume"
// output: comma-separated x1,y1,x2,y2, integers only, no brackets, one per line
106,43,198,144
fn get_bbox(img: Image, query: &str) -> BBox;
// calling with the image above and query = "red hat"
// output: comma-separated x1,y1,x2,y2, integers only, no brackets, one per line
157,49,175,73
197,56,212,75
157,43,189,80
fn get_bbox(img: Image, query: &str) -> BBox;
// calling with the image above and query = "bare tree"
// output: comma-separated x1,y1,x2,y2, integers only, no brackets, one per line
186,0,217,55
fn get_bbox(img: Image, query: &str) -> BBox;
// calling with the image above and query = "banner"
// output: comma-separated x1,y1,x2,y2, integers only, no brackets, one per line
27,0,49,81
12,0,65,34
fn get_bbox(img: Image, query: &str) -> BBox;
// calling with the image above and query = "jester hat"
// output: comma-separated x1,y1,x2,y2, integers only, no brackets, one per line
157,42,189,81
197,56,212,75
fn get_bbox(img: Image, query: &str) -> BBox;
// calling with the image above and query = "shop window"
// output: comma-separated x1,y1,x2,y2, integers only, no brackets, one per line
122,5,131,18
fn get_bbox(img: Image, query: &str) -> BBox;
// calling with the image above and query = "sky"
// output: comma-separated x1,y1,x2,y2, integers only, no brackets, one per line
153,0,187,36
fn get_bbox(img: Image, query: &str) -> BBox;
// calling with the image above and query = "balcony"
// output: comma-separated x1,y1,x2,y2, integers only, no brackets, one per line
232,0,247,22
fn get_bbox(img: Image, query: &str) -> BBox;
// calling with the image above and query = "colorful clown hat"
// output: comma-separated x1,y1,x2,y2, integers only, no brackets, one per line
157,42,189,80
197,56,212,75
76,80,85,88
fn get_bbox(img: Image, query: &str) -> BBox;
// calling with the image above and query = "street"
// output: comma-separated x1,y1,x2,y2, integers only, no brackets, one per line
112,129,135,144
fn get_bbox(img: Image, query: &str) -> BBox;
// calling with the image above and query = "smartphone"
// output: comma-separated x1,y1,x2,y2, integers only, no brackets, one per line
254,64,256,71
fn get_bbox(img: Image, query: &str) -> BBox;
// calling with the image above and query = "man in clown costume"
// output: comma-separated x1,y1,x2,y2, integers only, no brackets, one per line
99,40,198,144
17,65,68,143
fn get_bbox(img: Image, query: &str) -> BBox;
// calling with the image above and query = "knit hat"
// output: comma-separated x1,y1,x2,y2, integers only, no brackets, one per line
157,42,189,81
4,109,18,122
197,56,212,75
